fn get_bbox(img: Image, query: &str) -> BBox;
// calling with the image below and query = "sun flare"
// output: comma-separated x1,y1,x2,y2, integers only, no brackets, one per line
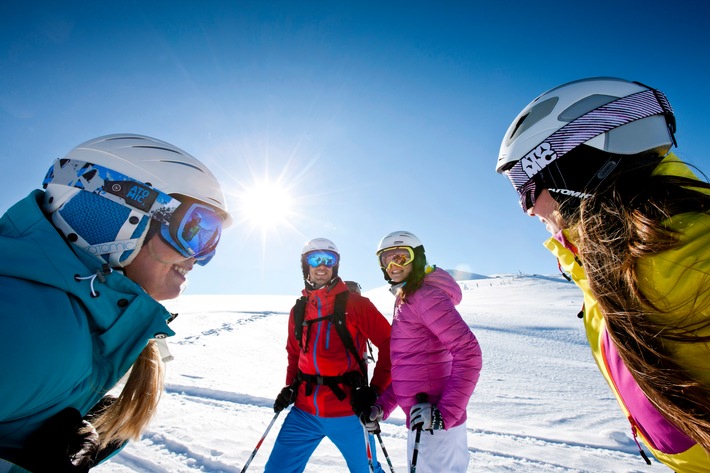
238,180,294,231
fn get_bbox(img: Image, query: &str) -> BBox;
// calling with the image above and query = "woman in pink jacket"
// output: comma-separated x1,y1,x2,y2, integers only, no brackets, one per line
357,230,482,472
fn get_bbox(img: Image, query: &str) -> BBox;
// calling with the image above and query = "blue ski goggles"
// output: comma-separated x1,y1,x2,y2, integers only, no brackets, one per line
157,200,223,264
43,158,225,265
304,250,339,268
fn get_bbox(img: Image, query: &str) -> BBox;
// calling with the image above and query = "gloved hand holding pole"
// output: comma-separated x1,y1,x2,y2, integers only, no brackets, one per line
409,392,427,473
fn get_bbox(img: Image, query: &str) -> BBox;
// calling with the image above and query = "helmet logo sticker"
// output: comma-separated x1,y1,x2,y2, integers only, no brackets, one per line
521,142,557,180
548,188,592,199
104,181,159,212
86,240,138,256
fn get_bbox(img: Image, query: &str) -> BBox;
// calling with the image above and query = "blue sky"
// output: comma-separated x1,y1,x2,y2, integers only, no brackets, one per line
1,1,709,295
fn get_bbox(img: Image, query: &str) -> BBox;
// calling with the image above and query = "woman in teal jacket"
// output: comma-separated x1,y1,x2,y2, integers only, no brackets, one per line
0,134,231,472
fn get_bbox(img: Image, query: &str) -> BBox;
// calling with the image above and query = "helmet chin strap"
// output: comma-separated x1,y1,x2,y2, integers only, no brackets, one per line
103,238,143,268
305,276,339,291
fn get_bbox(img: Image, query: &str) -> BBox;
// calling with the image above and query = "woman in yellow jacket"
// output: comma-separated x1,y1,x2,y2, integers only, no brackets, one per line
496,77,710,472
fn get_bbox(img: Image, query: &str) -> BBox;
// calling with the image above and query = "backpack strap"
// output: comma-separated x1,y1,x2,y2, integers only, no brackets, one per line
330,291,369,379
293,296,308,351
297,370,365,400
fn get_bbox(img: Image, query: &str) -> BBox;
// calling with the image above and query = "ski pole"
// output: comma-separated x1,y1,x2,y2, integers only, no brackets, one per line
240,411,280,473
362,424,376,472
376,432,396,473
410,392,428,473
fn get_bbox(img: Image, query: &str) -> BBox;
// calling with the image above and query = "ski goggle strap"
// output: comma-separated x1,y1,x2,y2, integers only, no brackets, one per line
377,246,415,271
305,250,339,268
504,88,675,212
43,158,224,265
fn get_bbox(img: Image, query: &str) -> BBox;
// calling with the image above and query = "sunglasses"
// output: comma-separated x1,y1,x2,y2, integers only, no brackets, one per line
305,250,339,268
377,246,415,271
43,158,225,266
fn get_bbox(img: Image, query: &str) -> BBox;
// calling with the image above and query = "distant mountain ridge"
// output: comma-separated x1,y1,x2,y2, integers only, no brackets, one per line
443,269,573,285
445,269,490,281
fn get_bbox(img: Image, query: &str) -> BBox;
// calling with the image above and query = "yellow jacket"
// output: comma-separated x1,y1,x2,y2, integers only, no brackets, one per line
543,154,710,472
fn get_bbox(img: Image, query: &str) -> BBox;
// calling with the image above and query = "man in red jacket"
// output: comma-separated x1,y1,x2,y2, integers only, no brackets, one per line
264,238,392,473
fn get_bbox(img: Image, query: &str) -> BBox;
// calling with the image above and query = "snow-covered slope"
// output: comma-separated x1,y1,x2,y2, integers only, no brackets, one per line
95,275,668,472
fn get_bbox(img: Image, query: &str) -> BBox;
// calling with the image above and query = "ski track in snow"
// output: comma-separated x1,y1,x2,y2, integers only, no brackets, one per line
104,430,241,473
177,311,287,345
468,427,645,473
474,324,589,347
105,386,648,473
164,384,274,410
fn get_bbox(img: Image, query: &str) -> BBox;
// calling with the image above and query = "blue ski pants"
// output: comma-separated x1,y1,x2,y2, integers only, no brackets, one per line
264,406,384,473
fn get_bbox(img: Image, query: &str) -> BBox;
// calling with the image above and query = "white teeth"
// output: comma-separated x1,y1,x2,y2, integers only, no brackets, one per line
173,265,188,276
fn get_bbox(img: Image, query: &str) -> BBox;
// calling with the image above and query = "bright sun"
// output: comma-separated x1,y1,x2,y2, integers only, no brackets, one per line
238,180,294,231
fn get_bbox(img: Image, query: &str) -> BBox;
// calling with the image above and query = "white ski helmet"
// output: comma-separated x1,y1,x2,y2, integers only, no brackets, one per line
42,134,232,267
496,77,676,211
301,237,339,256
376,230,423,253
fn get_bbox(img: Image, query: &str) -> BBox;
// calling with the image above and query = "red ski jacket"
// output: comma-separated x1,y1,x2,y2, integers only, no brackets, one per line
284,278,392,417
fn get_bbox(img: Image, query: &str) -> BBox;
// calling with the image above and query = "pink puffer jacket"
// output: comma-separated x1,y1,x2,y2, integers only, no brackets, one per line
377,267,482,429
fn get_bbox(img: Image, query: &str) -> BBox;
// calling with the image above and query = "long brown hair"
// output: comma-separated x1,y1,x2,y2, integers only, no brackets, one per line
570,155,710,450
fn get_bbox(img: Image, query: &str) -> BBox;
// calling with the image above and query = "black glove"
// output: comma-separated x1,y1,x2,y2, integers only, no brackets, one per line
84,396,126,464
359,405,383,434
17,407,100,473
350,386,379,418
409,402,445,432
274,385,296,413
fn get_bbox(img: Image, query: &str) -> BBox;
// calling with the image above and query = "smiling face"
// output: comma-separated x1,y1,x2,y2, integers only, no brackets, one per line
386,260,414,284
527,189,567,235
124,235,196,301
308,263,334,289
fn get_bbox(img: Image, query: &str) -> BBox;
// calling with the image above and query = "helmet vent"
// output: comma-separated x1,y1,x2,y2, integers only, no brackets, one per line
508,97,558,143
559,94,615,122
159,159,205,173
132,145,183,156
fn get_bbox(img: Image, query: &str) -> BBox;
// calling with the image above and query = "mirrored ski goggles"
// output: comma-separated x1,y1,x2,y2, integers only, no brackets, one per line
305,250,339,268
377,246,415,271
42,158,225,265
157,201,223,265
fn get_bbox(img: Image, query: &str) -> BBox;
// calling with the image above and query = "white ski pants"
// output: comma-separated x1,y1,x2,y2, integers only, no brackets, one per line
407,422,469,472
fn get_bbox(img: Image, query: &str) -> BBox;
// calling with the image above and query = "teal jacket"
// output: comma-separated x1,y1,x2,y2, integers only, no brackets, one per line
0,191,174,461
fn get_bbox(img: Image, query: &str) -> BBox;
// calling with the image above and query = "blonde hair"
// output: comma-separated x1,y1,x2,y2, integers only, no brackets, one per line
90,341,165,448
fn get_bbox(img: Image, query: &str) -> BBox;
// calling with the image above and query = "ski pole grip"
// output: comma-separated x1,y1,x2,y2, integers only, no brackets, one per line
415,392,428,403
